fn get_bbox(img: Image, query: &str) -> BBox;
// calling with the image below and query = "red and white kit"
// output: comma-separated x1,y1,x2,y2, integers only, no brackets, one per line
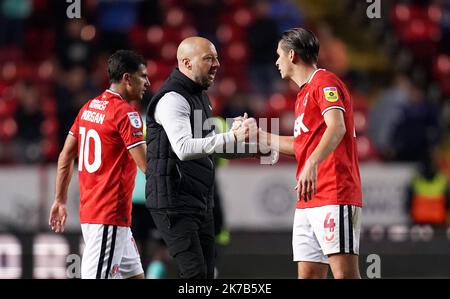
292,69,362,262
69,89,145,278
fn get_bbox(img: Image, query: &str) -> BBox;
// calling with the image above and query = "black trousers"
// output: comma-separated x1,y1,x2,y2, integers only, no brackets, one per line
150,209,215,279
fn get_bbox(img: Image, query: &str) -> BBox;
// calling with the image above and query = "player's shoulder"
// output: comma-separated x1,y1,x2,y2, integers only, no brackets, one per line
312,69,342,87
114,100,138,115
311,70,349,98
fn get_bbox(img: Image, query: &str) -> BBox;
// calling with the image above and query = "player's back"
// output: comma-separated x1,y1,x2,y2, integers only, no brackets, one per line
69,89,145,226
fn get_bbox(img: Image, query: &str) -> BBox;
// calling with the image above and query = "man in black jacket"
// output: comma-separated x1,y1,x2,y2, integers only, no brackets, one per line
145,37,254,278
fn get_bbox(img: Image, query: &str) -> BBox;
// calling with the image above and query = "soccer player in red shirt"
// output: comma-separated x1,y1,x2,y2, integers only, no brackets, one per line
258,28,362,278
48,50,149,279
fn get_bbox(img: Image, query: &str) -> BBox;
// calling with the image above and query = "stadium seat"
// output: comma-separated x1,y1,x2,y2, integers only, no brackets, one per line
164,7,190,28
217,77,238,98
41,97,56,116
42,137,59,161
40,117,58,137
24,29,54,62
357,135,376,161
0,117,17,142
222,41,249,64
354,110,368,135
0,96,17,117
433,54,450,96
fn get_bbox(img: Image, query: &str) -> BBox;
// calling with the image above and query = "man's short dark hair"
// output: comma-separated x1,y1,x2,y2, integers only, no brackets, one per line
279,28,320,65
108,50,146,83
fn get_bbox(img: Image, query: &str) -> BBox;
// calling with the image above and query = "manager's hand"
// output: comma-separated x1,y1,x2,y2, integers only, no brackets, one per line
231,112,248,130
232,122,249,143
242,117,258,142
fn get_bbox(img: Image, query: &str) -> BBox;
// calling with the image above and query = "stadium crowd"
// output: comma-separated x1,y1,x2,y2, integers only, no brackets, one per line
0,0,448,175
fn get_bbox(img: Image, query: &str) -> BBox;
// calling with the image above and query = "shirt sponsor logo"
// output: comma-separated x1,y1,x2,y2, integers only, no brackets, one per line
293,113,309,138
132,131,143,136
323,87,339,102
127,112,142,129
89,99,109,110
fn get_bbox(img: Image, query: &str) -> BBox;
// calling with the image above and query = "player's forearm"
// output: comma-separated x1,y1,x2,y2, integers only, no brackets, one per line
54,153,74,204
307,124,346,165
277,135,295,156
129,143,147,173
261,131,295,156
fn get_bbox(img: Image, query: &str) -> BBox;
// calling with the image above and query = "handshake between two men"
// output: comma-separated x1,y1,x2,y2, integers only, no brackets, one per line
227,113,279,165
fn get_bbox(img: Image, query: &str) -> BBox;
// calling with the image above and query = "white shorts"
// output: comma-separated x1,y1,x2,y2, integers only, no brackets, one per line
80,224,144,279
292,205,361,264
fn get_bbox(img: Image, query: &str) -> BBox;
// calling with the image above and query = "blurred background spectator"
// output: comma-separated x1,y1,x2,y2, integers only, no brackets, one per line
0,0,32,48
246,0,280,96
11,81,43,163
406,152,450,227
315,21,350,77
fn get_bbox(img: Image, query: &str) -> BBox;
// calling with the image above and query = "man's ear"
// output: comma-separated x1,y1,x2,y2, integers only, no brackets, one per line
122,73,131,85
289,49,295,63
182,58,192,70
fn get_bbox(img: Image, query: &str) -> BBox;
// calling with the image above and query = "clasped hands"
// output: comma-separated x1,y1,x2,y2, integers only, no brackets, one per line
230,113,258,143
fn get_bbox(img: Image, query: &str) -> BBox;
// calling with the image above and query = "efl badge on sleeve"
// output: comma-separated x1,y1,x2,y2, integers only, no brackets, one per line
127,112,142,129
323,87,339,102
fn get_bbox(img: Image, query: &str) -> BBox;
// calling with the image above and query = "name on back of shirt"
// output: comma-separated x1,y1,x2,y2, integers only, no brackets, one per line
81,110,105,124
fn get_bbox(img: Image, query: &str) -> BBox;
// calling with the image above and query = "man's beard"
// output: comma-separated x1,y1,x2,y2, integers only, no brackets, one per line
194,73,213,89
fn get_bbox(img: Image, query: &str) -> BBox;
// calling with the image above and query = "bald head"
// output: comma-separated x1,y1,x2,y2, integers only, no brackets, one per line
177,37,213,62
176,36,220,88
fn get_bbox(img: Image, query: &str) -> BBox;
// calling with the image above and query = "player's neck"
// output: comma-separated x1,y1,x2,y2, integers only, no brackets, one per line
108,84,128,101
292,65,317,88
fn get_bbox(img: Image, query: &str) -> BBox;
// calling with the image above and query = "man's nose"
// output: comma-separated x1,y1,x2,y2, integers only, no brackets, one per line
213,58,220,68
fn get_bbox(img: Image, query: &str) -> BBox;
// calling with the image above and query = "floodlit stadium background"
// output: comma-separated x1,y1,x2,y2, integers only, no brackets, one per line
0,0,449,278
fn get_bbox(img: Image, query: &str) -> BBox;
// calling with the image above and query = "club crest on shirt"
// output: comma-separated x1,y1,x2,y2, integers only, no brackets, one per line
127,112,142,129
323,87,339,102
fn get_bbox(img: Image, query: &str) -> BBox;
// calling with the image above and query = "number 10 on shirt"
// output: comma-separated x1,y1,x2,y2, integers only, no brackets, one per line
78,126,102,173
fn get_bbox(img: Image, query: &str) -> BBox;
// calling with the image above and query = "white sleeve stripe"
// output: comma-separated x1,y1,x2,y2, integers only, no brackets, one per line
321,106,345,116
127,140,145,150
68,131,74,136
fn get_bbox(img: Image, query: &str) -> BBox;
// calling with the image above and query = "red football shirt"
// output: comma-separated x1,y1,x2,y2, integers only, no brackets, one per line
293,69,362,208
69,90,145,226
